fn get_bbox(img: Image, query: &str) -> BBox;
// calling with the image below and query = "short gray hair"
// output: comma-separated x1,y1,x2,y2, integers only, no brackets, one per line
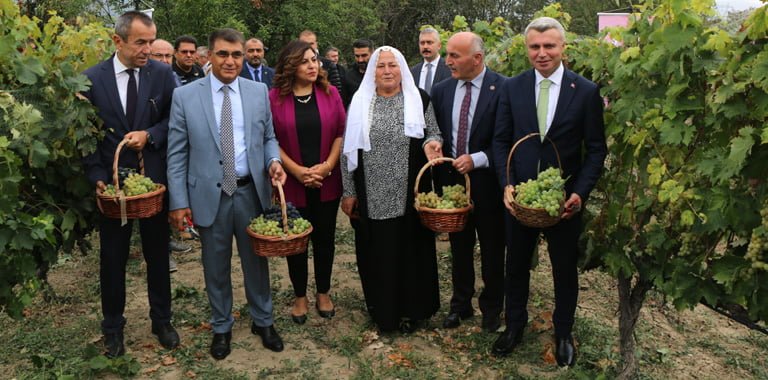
469,33,484,54
420,27,440,39
524,17,566,42
115,11,154,41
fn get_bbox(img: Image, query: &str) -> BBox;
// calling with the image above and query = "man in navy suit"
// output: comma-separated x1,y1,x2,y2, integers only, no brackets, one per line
430,32,506,333
239,37,274,88
411,28,452,94
491,17,607,366
81,11,180,358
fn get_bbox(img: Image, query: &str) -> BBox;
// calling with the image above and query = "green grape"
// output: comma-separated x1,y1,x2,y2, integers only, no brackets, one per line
417,185,469,210
514,167,565,217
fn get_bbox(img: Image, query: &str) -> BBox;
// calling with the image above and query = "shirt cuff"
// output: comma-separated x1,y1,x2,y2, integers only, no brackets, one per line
470,152,489,169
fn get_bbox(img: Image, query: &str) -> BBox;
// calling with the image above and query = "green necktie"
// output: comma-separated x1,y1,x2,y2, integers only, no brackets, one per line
537,79,552,141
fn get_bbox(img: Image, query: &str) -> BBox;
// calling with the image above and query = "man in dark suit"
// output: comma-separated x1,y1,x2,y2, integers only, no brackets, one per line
239,37,274,88
298,30,344,101
81,11,180,358
411,28,451,94
431,32,506,333
167,28,287,360
491,17,607,366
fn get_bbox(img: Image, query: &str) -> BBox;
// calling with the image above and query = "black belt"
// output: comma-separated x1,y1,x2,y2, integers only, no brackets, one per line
236,175,252,187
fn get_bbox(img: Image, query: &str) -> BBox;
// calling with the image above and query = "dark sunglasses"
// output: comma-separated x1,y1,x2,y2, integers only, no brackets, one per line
214,50,244,59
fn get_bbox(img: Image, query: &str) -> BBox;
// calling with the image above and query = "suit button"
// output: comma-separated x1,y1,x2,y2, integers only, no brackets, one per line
216,183,221,188
219,161,223,165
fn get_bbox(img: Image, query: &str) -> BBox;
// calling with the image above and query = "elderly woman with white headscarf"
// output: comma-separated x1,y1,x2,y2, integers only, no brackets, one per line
340,46,443,334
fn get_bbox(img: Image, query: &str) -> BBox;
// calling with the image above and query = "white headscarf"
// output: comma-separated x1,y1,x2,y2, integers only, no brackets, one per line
343,46,426,172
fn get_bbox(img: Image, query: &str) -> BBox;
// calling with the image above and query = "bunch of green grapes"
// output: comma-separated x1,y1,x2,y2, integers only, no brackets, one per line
745,202,768,272
102,184,118,196
122,173,157,196
442,185,470,208
417,185,469,210
250,202,312,236
514,167,565,217
416,191,441,208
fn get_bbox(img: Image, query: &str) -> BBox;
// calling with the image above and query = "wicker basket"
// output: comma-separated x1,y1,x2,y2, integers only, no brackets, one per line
96,138,165,221
505,133,565,228
247,181,312,257
414,157,473,233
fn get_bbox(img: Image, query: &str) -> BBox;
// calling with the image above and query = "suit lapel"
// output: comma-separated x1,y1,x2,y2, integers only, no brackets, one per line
522,70,538,135
101,59,130,131
241,82,253,149
198,77,221,153
442,79,457,156
469,71,497,139
135,63,151,130
550,69,577,137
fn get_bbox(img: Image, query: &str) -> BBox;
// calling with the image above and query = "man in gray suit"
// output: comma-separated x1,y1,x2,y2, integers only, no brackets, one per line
167,28,287,360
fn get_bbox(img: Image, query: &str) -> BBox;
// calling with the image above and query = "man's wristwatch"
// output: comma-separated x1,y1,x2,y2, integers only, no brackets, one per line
145,131,154,147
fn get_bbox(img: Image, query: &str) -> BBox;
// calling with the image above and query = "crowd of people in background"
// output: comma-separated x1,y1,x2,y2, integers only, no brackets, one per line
82,10,606,368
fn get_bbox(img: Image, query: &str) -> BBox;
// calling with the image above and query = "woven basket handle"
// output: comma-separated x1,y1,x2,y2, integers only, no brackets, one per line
275,181,289,235
414,157,471,200
505,132,563,187
111,138,145,192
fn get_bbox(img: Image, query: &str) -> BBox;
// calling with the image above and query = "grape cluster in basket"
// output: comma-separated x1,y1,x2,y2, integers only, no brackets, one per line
417,184,470,209
249,203,312,236
512,167,566,217
102,172,157,197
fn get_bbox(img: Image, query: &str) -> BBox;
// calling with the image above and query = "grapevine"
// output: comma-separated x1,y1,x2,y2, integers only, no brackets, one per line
249,202,312,236
511,167,565,217
416,184,470,209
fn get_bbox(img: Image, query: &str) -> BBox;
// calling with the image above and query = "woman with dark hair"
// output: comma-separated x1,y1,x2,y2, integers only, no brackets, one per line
269,40,346,324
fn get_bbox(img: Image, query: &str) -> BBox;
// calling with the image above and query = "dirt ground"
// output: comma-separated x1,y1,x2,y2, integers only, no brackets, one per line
1,211,767,379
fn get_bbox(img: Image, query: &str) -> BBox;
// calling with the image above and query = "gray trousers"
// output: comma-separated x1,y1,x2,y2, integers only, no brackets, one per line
198,183,273,333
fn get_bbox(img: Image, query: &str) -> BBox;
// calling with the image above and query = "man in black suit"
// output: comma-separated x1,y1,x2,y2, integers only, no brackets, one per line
344,38,373,106
239,37,274,88
411,28,451,94
491,17,607,366
81,11,180,358
172,35,205,85
431,32,506,333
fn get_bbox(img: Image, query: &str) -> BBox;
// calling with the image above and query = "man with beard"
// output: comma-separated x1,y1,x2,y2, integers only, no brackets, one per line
172,35,205,85
410,28,451,94
238,37,274,88
344,38,373,106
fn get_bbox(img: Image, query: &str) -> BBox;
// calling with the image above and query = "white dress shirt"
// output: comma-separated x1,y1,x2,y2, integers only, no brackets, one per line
418,55,441,90
451,67,488,169
210,75,249,177
112,55,139,116
534,63,564,135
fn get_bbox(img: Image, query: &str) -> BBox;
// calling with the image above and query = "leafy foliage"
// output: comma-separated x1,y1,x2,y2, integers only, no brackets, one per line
0,1,111,318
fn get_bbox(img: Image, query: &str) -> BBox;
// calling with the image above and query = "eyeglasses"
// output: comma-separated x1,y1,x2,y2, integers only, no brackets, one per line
151,53,173,59
177,50,196,55
214,50,244,59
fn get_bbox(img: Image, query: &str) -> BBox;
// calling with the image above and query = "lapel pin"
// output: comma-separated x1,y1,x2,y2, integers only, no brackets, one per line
490,85,496,91
570,83,576,88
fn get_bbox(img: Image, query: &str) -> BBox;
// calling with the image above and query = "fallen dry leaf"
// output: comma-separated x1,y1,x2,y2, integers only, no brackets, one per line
361,330,379,344
541,343,556,365
397,343,413,351
161,355,177,366
531,311,554,332
186,370,197,378
367,341,385,350
387,352,414,368
232,310,241,319
144,364,161,374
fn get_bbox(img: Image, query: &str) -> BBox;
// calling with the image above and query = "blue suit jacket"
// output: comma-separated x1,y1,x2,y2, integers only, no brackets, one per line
166,76,280,227
492,68,607,202
239,63,275,89
82,57,177,187
431,69,506,210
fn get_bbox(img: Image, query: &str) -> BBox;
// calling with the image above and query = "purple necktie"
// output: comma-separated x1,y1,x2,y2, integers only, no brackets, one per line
456,81,472,157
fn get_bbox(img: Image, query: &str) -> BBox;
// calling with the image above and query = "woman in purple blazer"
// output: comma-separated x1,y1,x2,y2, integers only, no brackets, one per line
269,40,345,324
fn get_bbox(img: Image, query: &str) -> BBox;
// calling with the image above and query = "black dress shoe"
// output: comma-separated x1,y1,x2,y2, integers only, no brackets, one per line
152,322,180,349
210,332,231,360
442,310,473,329
399,319,422,334
555,335,576,367
491,326,524,357
481,314,502,333
104,332,125,358
316,305,336,319
251,323,284,352
291,313,307,324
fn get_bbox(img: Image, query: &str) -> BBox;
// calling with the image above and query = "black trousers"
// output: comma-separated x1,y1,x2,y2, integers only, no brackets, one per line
99,210,171,334
448,204,505,318
286,190,340,297
504,212,581,338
